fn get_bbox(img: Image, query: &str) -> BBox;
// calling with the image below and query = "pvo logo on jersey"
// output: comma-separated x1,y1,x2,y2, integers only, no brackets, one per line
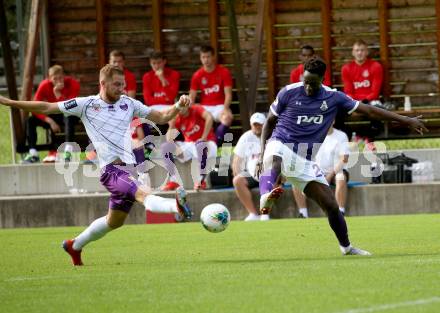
297,115,323,125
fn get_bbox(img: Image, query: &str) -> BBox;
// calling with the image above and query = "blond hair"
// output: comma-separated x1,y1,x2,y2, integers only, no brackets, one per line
99,64,124,82
48,65,64,77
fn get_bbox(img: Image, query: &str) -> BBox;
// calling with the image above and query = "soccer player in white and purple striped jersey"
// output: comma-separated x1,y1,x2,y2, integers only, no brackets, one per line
256,56,427,256
0,65,193,266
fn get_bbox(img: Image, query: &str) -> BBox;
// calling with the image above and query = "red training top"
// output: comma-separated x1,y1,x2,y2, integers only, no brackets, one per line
341,59,383,101
33,76,80,121
142,67,181,105
190,65,232,106
124,68,137,94
289,63,332,86
174,105,216,143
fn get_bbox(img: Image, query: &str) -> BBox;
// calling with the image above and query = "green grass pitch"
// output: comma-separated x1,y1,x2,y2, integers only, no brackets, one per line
1,214,439,313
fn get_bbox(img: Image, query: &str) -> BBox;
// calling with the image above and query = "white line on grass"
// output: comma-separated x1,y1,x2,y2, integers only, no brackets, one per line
336,297,440,313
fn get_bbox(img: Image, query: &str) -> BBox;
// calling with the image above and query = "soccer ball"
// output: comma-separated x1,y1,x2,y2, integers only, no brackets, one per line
200,203,231,233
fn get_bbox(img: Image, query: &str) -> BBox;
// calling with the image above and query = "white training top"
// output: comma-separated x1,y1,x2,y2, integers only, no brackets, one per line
58,95,152,168
315,128,350,175
234,130,262,181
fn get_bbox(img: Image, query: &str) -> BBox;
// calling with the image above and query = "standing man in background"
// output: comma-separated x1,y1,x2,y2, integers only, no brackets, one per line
189,45,233,145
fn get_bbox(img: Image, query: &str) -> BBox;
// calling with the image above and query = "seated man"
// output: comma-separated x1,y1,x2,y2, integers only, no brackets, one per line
341,39,384,149
290,45,331,86
292,123,350,218
141,51,181,158
189,45,233,144
160,105,217,191
232,113,266,221
341,39,383,103
23,64,80,163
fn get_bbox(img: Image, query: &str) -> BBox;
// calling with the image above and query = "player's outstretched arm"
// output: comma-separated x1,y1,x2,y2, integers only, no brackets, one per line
148,95,191,125
356,102,428,135
0,95,61,114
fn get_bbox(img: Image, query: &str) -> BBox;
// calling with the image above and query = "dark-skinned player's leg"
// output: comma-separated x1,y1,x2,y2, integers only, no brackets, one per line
259,156,284,220
304,181,371,256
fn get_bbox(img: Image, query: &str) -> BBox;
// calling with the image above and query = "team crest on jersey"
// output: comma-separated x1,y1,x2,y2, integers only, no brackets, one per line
362,70,369,77
64,99,77,110
120,103,128,111
201,77,208,85
92,102,101,112
320,101,328,111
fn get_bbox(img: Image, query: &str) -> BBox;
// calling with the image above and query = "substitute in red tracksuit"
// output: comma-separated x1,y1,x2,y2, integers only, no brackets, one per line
341,40,383,101
23,64,80,163
290,45,331,86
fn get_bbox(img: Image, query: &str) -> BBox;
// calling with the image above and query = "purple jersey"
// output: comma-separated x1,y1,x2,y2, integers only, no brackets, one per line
270,82,359,159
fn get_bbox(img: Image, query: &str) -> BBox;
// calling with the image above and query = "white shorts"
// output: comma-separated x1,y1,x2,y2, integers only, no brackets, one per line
202,105,224,122
150,104,172,112
176,141,217,162
263,140,328,191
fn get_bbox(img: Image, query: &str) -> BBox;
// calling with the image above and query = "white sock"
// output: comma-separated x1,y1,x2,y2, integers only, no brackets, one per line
339,207,345,214
29,148,38,156
299,208,309,217
144,195,177,213
73,216,111,250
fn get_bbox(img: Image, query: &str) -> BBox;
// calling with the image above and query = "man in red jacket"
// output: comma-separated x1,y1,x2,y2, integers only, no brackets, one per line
341,40,384,148
142,51,181,111
23,65,80,163
290,45,331,86
341,40,383,102
189,45,233,145
109,50,137,98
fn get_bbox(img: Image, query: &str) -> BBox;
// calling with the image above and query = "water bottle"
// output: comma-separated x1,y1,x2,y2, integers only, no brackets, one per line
404,96,411,112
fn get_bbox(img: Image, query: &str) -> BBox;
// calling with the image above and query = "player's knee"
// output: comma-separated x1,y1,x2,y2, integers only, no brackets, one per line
233,175,245,187
221,114,233,125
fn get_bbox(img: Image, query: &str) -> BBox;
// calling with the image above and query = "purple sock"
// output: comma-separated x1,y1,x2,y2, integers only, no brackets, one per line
133,148,145,165
215,123,229,144
196,141,209,175
259,169,279,195
142,124,151,137
327,210,350,247
160,142,177,177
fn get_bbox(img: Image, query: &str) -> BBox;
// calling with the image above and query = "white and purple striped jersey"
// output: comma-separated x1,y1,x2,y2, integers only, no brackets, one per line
270,82,359,160
58,95,152,167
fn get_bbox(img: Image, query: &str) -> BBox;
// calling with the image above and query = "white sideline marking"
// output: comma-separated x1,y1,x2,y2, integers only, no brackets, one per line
336,297,440,313
4,273,110,282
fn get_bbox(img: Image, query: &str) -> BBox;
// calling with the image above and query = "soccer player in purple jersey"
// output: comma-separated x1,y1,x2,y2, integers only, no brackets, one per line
256,56,427,256
0,65,193,266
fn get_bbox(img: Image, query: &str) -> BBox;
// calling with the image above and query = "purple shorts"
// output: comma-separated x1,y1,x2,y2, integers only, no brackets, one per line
100,164,140,213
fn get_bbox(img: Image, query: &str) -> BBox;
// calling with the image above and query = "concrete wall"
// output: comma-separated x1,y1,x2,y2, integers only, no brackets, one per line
1,148,439,196
2,183,440,228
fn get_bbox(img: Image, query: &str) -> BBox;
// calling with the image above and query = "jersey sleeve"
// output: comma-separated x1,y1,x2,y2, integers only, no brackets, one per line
337,132,350,156
270,87,289,117
190,71,200,91
233,134,248,158
341,64,354,98
337,91,359,115
221,67,233,87
125,71,137,92
289,66,301,83
58,97,86,117
133,98,152,118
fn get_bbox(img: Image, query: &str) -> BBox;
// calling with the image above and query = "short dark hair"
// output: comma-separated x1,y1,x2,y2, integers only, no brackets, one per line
109,50,125,59
304,56,326,77
200,45,215,55
149,51,165,60
301,45,315,54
